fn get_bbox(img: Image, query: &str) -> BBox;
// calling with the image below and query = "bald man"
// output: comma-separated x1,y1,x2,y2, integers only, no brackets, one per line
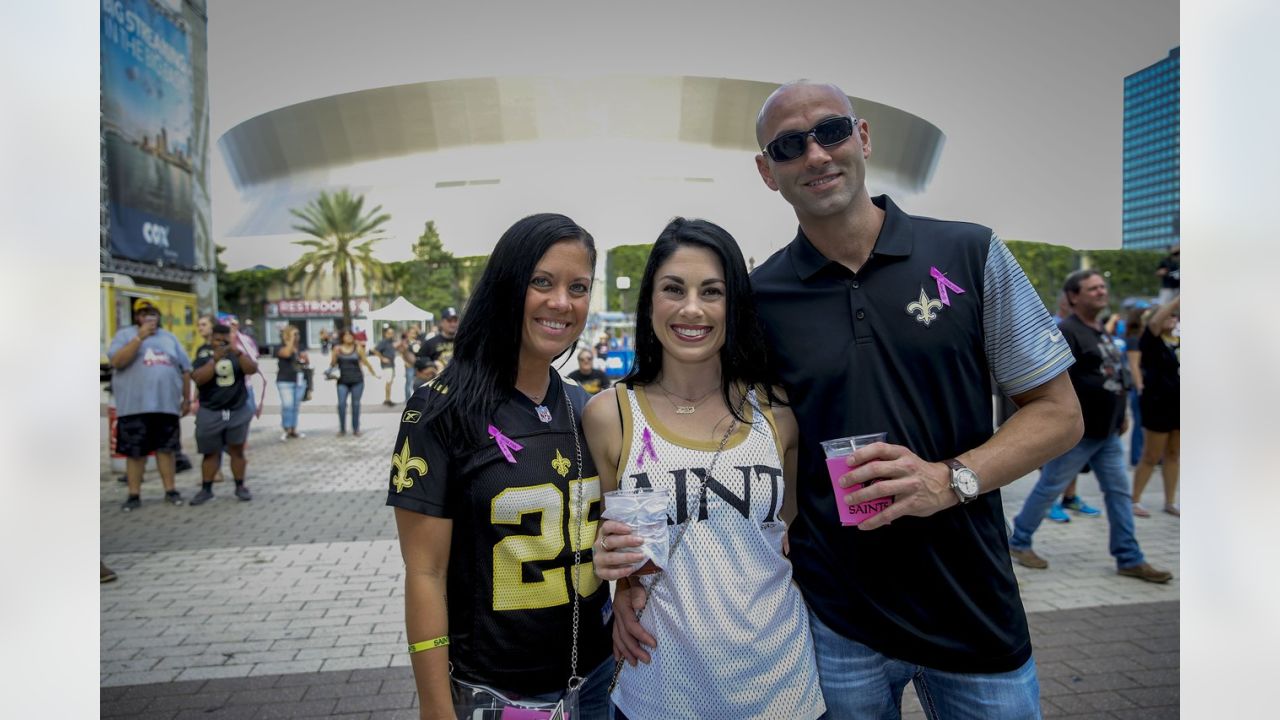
613,81,1085,719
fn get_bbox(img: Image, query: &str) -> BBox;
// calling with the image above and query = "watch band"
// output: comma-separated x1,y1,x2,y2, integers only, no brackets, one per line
944,458,978,504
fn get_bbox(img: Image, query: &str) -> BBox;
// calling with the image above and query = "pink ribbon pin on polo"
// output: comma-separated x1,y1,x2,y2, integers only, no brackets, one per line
488,424,524,464
637,427,659,469
930,267,967,306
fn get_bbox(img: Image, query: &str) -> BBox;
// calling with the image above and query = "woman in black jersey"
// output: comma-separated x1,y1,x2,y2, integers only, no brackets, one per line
386,214,613,719
329,329,378,437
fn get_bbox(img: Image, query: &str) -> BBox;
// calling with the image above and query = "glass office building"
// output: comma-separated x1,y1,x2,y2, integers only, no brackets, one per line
1122,47,1179,250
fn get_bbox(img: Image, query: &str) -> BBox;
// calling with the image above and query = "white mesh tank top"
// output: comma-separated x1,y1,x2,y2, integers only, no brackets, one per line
611,384,825,720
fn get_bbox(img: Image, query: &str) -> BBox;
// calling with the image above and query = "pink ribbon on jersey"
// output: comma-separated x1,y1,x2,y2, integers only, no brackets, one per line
488,424,524,464
636,427,659,469
930,266,967,306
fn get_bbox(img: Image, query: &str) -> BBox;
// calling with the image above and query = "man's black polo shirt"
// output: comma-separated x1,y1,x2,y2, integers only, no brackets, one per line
751,195,1072,673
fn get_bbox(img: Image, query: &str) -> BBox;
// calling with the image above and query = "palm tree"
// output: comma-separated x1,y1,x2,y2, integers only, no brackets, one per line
288,189,391,331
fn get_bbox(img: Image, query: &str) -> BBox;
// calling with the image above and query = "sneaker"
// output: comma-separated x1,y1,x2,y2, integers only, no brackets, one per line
165,491,184,506
234,485,252,501
1163,504,1180,517
1118,562,1173,584
100,562,118,583
292,431,306,439
383,399,394,406
281,433,290,441
353,430,362,437
1009,547,1049,569
189,488,214,506
1063,496,1102,517
1132,503,1151,518
120,496,141,512
1046,502,1070,523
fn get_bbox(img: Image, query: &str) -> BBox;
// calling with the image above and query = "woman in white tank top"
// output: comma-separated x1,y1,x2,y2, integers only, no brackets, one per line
584,218,825,719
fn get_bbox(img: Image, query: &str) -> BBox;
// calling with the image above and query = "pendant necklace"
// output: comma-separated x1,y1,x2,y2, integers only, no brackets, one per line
520,385,553,423
656,381,719,415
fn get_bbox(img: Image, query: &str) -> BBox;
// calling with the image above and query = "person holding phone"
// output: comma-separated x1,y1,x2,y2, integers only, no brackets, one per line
190,323,259,505
275,324,309,440
108,298,192,511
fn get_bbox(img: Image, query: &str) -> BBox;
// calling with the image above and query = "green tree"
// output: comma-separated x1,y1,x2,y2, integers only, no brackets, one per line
1004,240,1080,309
403,221,461,315
287,189,391,331
1005,240,1167,316
220,266,287,324
606,244,653,314
1085,248,1165,305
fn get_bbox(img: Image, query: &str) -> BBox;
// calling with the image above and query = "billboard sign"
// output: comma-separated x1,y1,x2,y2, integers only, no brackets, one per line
101,0,198,267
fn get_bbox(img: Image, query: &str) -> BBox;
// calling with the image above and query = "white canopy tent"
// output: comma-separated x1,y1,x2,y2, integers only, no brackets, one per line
360,296,434,329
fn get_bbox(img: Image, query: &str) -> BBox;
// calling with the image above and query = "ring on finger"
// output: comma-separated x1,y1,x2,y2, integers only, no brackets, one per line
600,536,610,551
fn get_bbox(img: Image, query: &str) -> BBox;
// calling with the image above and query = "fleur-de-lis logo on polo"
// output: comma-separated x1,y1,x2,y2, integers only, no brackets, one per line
551,449,571,478
906,287,943,327
392,438,428,493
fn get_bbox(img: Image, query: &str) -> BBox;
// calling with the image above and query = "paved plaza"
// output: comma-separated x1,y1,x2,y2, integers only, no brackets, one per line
101,366,1180,718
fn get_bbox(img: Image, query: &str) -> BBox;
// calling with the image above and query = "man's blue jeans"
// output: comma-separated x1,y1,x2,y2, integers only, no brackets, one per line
808,609,1041,719
1010,433,1145,568
277,381,301,430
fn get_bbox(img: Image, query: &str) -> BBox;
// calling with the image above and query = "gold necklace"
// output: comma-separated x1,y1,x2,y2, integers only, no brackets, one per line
656,381,719,415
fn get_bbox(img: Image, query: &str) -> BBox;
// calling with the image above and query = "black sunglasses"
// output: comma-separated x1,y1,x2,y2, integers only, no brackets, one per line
762,116,857,162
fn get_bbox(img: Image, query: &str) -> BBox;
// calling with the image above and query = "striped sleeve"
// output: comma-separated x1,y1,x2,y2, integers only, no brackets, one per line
982,233,1075,396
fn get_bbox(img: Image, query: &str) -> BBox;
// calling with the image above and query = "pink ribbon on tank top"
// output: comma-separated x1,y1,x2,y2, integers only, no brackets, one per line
636,427,659,469
930,266,967,306
488,424,524,464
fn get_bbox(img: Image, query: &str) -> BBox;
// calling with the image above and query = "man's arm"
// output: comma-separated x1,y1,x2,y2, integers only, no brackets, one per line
110,334,143,369
110,325,153,369
843,372,1082,530
236,349,258,376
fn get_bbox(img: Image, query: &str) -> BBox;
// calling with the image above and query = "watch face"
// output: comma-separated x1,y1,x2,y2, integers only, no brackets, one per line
955,469,979,496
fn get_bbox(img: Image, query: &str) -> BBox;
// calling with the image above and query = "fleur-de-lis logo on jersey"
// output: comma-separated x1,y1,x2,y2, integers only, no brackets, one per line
551,449,571,477
391,438,428,493
906,287,943,327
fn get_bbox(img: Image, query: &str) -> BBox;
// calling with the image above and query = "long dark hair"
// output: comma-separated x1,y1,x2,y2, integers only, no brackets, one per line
622,217,784,422
425,213,596,446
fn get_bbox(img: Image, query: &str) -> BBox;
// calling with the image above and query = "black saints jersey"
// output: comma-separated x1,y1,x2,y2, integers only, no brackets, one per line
192,344,248,411
418,332,455,366
385,371,612,695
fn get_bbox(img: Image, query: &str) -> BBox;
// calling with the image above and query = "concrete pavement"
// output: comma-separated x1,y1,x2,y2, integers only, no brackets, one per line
101,396,1179,718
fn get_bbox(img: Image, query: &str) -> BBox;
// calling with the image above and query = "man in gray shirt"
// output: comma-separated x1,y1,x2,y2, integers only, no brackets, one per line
108,298,192,511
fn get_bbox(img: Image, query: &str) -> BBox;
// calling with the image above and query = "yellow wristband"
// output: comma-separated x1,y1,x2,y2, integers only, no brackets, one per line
407,635,449,654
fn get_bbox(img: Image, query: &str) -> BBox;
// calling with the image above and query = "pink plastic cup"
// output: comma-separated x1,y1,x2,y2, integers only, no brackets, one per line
821,432,889,526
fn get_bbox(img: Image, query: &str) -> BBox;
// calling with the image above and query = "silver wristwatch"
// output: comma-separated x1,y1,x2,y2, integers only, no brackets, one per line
944,458,980,504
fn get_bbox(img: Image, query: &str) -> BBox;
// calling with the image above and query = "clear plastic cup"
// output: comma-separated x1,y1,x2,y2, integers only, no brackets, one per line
820,432,889,526
601,488,671,575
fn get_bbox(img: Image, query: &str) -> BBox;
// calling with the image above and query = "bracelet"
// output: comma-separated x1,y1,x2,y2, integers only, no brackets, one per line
407,635,449,654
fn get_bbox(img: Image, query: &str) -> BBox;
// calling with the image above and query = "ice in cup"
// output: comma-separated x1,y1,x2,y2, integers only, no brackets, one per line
600,488,671,575
821,432,890,526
